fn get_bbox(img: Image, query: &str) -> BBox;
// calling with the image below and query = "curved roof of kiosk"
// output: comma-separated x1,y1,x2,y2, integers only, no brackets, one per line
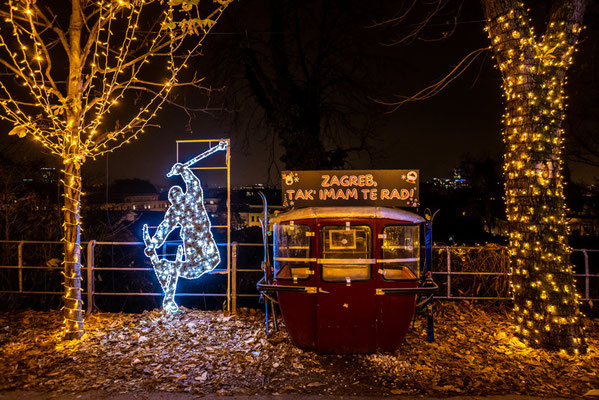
270,206,424,224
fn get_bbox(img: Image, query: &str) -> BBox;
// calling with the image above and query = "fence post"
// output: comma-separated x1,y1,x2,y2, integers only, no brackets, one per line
86,240,96,315
503,247,512,299
231,242,238,313
583,250,589,301
446,246,451,298
18,241,24,293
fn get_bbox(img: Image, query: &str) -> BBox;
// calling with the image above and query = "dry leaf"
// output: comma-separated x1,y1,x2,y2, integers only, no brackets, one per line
0,304,596,397
8,126,26,138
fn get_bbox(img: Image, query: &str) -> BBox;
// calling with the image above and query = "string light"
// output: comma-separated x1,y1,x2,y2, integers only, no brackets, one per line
142,142,227,313
0,1,229,338
484,2,586,353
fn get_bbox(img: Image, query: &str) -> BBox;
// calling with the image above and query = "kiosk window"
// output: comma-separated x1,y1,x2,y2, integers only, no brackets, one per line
381,225,420,280
322,225,371,282
274,224,311,280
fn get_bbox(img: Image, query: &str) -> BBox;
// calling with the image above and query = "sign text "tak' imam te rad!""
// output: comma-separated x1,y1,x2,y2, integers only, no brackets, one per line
281,170,419,208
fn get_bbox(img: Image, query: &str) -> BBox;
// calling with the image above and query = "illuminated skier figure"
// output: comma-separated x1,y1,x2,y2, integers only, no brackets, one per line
143,141,227,313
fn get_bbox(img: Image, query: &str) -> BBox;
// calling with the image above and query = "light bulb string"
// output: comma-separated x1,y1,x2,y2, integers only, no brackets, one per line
88,5,228,157
485,5,586,351
3,0,65,134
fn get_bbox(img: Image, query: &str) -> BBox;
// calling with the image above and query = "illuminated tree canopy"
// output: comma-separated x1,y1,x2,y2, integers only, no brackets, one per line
0,0,230,339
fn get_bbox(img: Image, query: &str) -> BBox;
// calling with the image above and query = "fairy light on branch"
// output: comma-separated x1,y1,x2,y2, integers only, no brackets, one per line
0,0,230,339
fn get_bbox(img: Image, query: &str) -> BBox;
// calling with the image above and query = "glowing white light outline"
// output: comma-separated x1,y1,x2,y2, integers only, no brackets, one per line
142,141,227,313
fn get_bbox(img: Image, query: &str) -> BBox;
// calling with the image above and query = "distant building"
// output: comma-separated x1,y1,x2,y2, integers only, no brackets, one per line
21,166,58,184
566,184,599,237
568,217,599,237
230,185,282,230
237,203,284,229
102,194,168,211
39,167,58,184
431,169,468,190
99,185,285,231
204,197,220,213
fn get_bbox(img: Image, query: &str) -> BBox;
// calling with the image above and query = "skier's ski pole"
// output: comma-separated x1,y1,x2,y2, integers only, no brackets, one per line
168,141,227,176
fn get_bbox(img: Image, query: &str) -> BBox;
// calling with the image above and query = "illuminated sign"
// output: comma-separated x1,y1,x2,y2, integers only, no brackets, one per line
282,169,419,208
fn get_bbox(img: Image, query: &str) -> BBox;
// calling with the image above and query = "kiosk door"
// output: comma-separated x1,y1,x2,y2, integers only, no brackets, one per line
316,224,376,353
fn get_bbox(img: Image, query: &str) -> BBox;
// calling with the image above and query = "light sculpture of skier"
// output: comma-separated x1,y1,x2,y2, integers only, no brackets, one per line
143,141,227,313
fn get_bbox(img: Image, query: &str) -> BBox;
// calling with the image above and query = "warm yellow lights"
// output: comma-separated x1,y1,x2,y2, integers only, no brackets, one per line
0,0,229,339
485,2,586,353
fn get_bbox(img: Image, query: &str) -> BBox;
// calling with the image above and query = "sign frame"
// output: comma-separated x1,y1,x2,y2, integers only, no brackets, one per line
281,169,419,208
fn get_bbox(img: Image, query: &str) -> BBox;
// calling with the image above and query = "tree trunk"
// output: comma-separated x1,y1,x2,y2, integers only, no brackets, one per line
62,157,83,340
62,0,85,340
482,0,586,352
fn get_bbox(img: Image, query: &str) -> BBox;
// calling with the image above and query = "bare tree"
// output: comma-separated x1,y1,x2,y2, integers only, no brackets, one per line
214,0,399,173
482,0,587,352
0,0,229,339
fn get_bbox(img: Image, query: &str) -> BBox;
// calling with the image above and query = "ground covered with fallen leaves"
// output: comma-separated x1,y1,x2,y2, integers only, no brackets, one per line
0,302,597,397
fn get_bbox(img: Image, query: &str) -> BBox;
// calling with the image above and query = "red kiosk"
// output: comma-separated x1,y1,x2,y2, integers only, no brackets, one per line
258,170,437,353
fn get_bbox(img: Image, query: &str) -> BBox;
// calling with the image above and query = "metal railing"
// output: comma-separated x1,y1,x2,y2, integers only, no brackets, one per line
0,241,597,312
430,246,599,301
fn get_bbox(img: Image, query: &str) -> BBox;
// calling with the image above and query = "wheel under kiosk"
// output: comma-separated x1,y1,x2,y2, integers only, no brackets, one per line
257,170,438,354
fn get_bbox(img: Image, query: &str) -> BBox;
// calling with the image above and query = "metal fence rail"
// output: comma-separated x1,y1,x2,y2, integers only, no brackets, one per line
0,241,597,313
430,246,599,301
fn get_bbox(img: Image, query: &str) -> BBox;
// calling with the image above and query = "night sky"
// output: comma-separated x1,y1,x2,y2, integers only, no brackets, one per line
2,0,599,189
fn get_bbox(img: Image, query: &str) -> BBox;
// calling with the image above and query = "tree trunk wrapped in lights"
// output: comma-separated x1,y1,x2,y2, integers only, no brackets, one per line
63,154,83,338
0,0,230,340
482,0,586,352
